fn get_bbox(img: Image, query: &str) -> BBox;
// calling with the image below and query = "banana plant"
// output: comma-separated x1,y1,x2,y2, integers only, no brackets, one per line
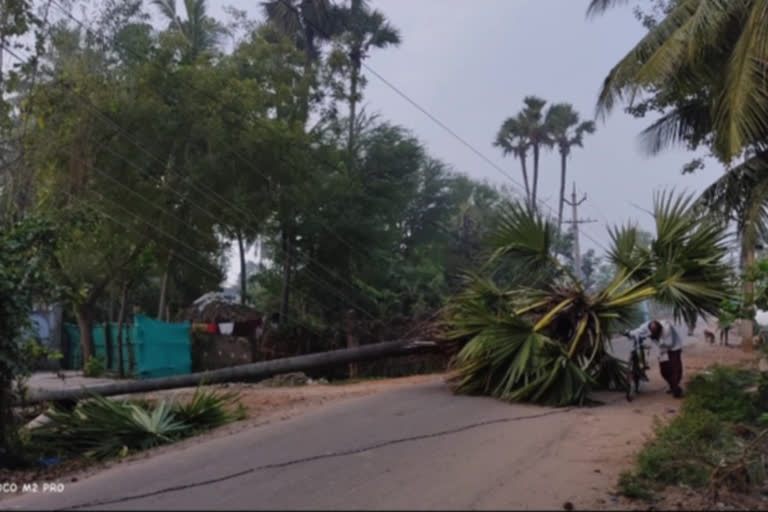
445,191,733,406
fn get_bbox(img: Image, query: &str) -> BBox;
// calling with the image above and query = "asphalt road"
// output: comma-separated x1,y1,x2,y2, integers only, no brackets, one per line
3,378,626,511
3,325,690,511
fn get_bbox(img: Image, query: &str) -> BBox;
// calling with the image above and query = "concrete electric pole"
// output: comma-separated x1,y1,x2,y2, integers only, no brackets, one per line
563,182,597,281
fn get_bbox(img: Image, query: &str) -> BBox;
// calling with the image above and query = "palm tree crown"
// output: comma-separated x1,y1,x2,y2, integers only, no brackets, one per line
588,0,768,161
152,0,229,58
545,103,596,231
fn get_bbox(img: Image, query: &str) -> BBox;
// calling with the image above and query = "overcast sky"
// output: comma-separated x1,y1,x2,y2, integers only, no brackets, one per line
199,1,723,285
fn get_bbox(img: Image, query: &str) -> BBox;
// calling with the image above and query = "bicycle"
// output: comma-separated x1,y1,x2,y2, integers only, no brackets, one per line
623,332,650,402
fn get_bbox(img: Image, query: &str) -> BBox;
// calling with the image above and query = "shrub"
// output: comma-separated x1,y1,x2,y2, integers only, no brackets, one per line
31,388,244,461
84,356,106,378
172,388,241,432
32,394,190,460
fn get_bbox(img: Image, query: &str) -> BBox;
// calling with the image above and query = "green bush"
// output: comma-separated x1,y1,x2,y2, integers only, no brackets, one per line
684,366,759,423
32,394,189,459
84,356,106,378
31,388,244,460
172,388,240,432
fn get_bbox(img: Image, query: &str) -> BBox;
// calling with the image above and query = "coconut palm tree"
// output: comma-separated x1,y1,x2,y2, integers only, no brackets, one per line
339,0,400,166
151,0,229,59
494,116,532,208
587,0,768,162
545,103,596,232
696,154,768,349
446,191,731,406
589,0,768,349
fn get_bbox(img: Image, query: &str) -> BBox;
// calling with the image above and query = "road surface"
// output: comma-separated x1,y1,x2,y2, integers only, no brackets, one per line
4,377,641,511
2,323,708,511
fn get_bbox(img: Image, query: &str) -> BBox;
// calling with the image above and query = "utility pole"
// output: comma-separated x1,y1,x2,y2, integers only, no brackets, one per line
563,182,597,281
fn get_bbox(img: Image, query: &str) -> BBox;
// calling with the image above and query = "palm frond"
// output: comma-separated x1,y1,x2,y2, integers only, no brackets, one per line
714,2,768,159
638,101,713,155
446,190,732,407
485,200,557,276
586,0,632,18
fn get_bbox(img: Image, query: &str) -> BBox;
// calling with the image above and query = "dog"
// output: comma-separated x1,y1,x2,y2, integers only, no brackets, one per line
703,329,716,344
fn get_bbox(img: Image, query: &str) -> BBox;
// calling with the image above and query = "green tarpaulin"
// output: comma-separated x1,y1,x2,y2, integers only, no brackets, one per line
63,315,191,379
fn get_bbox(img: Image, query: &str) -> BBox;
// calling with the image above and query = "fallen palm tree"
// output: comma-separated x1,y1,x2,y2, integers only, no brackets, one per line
20,339,440,405
445,192,733,406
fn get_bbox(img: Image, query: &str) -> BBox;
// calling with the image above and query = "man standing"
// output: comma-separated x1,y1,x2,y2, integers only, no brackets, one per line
627,319,684,398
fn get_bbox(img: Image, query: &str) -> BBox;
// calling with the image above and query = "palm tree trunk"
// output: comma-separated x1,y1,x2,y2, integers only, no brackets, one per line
279,229,293,325
23,339,440,405
519,156,531,209
116,281,128,378
237,229,248,306
532,144,540,210
74,304,95,365
558,151,567,232
157,251,173,320
742,233,756,352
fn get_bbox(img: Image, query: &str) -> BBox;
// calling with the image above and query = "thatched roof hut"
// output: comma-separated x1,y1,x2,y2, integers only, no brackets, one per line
176,292,263,323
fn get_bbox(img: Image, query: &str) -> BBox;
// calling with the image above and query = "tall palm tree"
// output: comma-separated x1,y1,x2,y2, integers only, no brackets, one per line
545,103,596,232
494,116,532,208
519,96,552,209
697,154,768,350
340,0,400,167
261,0,335,66
588,0,768,349
587,0,768,162
151,0,229,59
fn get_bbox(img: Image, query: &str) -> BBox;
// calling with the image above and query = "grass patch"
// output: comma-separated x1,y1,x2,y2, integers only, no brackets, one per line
618,365,768,503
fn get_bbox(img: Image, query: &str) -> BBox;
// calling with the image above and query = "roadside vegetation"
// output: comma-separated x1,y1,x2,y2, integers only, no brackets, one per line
618,364,768,507
27,388,245,463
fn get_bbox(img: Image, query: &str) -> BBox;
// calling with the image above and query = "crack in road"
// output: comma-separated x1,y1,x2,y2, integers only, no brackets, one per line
53,407,581,511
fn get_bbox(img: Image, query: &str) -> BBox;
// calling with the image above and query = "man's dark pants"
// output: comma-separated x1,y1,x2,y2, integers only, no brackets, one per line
659,349,683,397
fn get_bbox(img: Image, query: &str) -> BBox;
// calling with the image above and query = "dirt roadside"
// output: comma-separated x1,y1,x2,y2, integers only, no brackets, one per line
579,340,758,510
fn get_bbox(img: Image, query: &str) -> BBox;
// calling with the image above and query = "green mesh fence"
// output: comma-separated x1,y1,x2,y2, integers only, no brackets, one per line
63,315,191,379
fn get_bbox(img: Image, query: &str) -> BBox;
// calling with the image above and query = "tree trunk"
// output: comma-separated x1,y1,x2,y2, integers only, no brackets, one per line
116,282,128,378
532,144,540,211
237,229,247,306
279,229,293,325
104,317,113,372
519,156,531,209
558,151,567,233
157,251,173,320
742,235,756,352
74,304,95,365
22,339,440,405
108,288,115,323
